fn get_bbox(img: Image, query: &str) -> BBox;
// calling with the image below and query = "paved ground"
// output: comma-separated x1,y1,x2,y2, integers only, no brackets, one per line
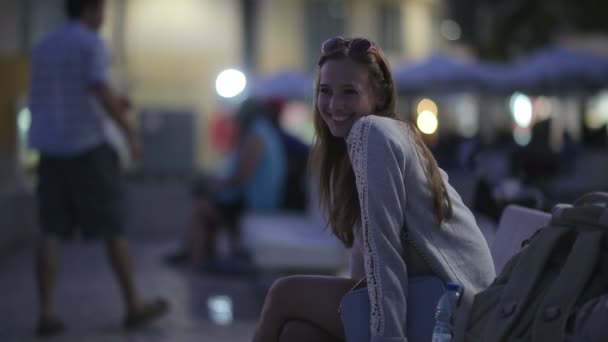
0,174,498,342
0,240,264,342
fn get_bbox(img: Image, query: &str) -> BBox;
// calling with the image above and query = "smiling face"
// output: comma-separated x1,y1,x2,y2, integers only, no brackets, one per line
316,58,378,138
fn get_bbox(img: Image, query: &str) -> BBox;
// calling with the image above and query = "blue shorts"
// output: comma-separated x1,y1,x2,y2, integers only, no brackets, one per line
37,143,126,240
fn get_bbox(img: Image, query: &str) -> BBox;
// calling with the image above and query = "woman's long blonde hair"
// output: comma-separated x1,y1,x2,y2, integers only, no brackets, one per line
309,38,453,247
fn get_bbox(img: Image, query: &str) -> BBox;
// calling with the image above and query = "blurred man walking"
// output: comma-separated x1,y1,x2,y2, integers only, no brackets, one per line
28,0,168,337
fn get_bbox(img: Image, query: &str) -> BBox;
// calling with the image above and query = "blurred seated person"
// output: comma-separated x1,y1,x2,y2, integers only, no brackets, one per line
264,97,310,212
166,98,287,269
511,118,559,185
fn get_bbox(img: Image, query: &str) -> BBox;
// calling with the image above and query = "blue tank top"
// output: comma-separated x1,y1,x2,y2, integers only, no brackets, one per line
242,119,286,211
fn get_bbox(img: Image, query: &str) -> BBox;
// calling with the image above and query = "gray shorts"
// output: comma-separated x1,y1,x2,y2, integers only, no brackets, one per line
37,143,126,240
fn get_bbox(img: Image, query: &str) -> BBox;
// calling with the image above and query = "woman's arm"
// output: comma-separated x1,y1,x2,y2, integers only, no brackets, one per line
347,116,410,341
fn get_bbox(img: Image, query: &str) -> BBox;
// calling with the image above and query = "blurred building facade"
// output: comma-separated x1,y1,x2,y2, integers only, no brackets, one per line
0,0,446,176
0,0,446,251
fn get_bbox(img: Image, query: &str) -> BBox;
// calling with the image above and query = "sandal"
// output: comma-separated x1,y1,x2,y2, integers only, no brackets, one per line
36,317,66,338
164,250,189,266
124,298,169,329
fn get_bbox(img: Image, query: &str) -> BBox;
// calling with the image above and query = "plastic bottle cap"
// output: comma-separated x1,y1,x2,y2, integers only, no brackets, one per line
446,283,462,291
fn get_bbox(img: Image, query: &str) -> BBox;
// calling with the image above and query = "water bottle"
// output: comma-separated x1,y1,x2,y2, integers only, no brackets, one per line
432,282,462,342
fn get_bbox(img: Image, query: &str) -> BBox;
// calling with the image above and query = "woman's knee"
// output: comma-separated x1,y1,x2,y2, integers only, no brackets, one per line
265,275,305,306
265,275,354,308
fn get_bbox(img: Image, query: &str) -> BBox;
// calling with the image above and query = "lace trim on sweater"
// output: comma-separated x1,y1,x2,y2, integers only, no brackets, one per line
346,116,384,336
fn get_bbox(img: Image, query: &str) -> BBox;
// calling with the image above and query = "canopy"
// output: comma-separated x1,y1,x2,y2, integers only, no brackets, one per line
248,71,314,100
496,46,608,94
393,55,499,94
393,47,608,95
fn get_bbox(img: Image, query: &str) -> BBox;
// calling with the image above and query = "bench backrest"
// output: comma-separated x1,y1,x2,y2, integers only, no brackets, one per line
491,204,551,273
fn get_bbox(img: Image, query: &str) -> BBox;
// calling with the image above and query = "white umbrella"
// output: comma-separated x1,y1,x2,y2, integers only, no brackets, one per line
249,71,314,100
497,46,608,94
393,55,499,94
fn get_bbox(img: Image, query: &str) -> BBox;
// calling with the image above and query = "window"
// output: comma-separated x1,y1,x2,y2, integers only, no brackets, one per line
305,0,347,70
378,3,403,54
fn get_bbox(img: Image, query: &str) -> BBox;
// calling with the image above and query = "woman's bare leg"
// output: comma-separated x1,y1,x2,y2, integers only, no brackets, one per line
189,197,220,267
279,319,342,342
252,275,357,342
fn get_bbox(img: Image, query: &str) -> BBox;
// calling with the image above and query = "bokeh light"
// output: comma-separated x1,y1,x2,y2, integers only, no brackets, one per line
585,91,608,129
207,295,233,325
17,107,31,133
533,96,552,121
440,19,462,41
417,110,438,135
215,69,247,98
416,98,438,115
510,92,533,128
513,126,532,146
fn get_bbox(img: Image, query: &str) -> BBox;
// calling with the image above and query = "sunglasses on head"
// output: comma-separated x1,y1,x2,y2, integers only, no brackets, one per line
321,37,376,55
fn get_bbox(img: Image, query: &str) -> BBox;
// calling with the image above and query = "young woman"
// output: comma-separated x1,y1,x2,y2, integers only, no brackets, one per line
251,37,496,342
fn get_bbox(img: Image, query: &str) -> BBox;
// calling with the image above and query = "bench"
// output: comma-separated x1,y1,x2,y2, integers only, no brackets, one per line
241,200,552,276
491,204,551,273
239,188,348,273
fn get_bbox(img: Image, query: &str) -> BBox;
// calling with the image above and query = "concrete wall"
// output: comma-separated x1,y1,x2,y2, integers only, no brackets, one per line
256,0,307,73
0,184,37,256
0,0,22,56
123,0,242,169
